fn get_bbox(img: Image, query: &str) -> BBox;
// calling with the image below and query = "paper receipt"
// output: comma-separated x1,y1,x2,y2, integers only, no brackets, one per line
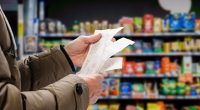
79,27,135,74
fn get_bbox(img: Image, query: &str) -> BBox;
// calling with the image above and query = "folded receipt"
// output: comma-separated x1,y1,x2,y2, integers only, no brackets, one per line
80,27,135,74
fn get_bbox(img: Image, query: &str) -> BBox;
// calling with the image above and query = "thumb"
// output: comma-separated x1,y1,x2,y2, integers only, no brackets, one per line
83,33,101,44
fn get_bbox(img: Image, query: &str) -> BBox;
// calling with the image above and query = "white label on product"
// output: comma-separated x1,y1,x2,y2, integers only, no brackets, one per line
80,27,134,74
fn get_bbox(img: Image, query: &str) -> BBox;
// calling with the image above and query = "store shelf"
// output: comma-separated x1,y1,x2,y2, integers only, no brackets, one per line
114,52,200,57
99,95,200,100
108,74,200,78
38,32,200,38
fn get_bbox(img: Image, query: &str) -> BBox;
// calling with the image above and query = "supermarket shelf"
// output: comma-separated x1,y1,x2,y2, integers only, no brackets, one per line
114,52,200,57
99,95,200,100
38,32,200,38
108,74,200,78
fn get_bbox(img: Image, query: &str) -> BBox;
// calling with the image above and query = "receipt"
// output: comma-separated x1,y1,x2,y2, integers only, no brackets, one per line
80,27,134,74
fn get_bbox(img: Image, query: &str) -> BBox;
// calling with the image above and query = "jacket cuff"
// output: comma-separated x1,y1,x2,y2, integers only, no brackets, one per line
60,45,75,72
43,74,89,110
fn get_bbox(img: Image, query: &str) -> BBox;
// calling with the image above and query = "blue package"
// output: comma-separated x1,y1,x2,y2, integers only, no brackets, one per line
182,13,196,32
120,82,132,96
169,13,182,32
154,60,160,71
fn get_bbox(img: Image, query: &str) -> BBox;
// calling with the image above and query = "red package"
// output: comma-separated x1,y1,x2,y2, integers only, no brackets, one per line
133,62,145,74
122,61,135,74
143,14,154,33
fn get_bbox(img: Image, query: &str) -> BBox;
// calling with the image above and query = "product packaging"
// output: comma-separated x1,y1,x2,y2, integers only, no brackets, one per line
133,62,145,74
120,82,132,96
134,17,143,33
132,83,145,98
182,13,196,32
101,79,110,97
195,19,200,33
169,13,182,32
109,78,120,96
153,18,162,33
143,14,154,33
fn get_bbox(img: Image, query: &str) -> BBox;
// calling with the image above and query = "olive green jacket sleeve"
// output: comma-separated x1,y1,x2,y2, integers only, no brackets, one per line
18,46,75,91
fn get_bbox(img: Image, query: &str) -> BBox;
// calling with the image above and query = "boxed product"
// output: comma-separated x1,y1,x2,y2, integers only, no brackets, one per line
133,62,145,74
109,104,120,110
109,78,120,96
195,19,200,33
169,13,182,32
101,79,109,97
182,13,196,32
120,82,132,96
122,61,135,73
132,83,145,98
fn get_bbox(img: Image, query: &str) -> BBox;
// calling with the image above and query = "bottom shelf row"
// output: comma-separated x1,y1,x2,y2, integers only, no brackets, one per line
88,101,200,110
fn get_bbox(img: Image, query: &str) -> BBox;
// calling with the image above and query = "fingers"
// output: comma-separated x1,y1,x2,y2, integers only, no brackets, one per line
83,33,102,44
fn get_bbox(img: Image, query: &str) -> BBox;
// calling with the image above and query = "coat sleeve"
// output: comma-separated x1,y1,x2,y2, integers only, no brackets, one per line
18,46,75,91
0,46,89,110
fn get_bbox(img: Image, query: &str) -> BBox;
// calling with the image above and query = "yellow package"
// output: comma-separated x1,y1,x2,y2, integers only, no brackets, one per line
109,104,120,110
98,104,108,110
147,103,160,110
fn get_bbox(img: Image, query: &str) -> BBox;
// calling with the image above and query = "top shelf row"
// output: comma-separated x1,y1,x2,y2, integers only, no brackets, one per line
38,32,200,38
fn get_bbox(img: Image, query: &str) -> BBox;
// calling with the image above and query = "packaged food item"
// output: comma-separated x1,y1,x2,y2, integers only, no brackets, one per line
143,14,154,33
145,82,158,98
170,61,177,75
109,104,120,110
122,61,135,73
183,37,193,51
79,22,85,34
98,104,108,110
163,42,170,53
154,60,161,74
162,16,170,32
133,40,143,53
47,20,56,34
72,20,80,34
109,78,120,96
196,39,200,51
145,61,155,74
176,82,186,95
182,13,196,32
120,82,132,96
102,20,108,30
39,20,46,35
136,103,144,110
133,62,145,74
132,83,145,98
133,17,143,33
126,105,136,110
171,41,180,52
153,18,162,33
85,21,91,34
169,13,182,32
143,42,153,53
119,17,134,34
161,57,170,74
101,79,109,97
147,103,161,110
181,56,193,82
195,19,200,33
153,39,163,53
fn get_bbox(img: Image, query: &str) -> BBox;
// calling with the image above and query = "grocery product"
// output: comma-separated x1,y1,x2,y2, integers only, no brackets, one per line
153,18,162,33
162,16,170,32
182,13,196,32
133,62,145,74
101,79,109,97
132,83,145,98
133,40,143,53
181,56,193,82
126,105,136,110
169,13,182,32
145,81,158,98
176,82,186,95
120,82,132,96
153,39,163,53
163,42,170,53
98,104,108,110
171,41,180,52
109,104,120,110
161,57,170,74
147,102,161,110
133,17,143,33
143,14,154,33
146,61,156,74
109,78,120,96
122,61,135,73
195,19,200,32
154,60,161,74
143,42,153,53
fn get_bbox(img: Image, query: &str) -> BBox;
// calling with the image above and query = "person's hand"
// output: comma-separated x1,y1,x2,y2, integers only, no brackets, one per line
77,73,104,104
64,34,101,67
